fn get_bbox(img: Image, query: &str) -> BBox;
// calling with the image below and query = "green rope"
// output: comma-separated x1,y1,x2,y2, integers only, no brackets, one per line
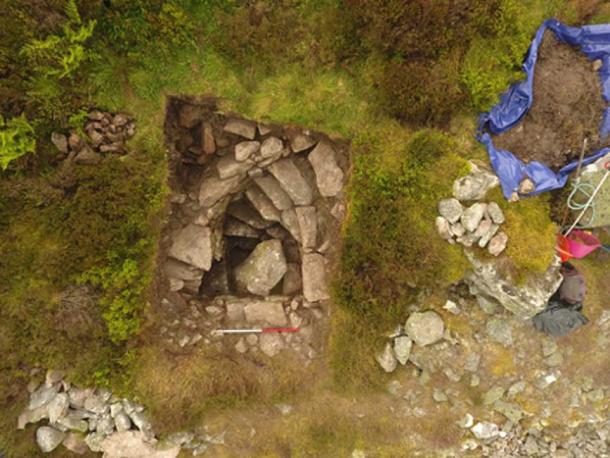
566,179,597,228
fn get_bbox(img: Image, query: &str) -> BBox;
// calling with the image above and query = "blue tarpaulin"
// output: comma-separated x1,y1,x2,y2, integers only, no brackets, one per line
478,18,610,198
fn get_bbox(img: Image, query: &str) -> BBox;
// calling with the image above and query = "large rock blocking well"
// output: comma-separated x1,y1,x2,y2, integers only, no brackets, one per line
302,253,330,302
464,251,563,318
168,224,213,271
234,240,287,296
308,142,344,197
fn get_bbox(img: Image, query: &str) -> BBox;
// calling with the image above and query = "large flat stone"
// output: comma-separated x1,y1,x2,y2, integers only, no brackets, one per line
216,153,254,179
295,206,317,251
280,208,301,242
245,186,281,223
244,300,288,325
199,174,242,207
227,201,273,229
168,224,213,271
254,175,294,210
223,118,256,139
302,253,330,302
223,217,261,238
235,141,260,161
260,136,284,159
234,240,288,296
164,258,204,282
268,158,313,205
308,142,344,197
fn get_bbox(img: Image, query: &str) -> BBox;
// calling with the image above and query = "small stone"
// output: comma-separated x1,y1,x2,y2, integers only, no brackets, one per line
519,177,535,195
593,59,603,71
376,343,398,373
537,372,559,389
405,311,444,347
224,217,261,238
114,412,132,432
308,142,344,197
493,400,523,423
29,385,59,410
433,389,448,402
275,404,293,415
458,413,474,429
486,318,513,347
36,426,66,453
47,393,69,424
51,132,69,154
436,216,452,240
280,208,302,242
169,278,184,292
45,369,64,387
301,253,330,302
443,300,460,315
235,141,260,161
202,122,216,155
223,118,256,139
507,381,526,398
260,136,284,159
487,202,505,224
246,334,258,346
75,145,101,165
450,222,466,237
453,164,499,201
235,338,248,354
258,124,272,136
244,300,288,326
295,206,317,251
543,352,563,367
587,388,605,402
68,132,82,150
198,174,241,208
488,232,508,256
461,203,486,232
393,336,412,365
470,374,480,387
483,386,506,405
471,422,499,440
291,134,316,153
62,432,88,455
438,198,463,224
477,223,499,248
473,218,493,242
259,333,284,357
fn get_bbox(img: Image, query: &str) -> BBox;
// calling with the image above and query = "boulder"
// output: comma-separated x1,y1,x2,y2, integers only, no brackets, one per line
268,159,313,206
260,136,283,159
259,333,284,357
405,311,444,347
488,231,508,256
254,175,294,210
486,202,505,224
223,119,256,139
245,186,281,223
216,153,253,179
47,392,69,424
291,134,317,153
36,426,65,453
393,336,413,365
234,240,287,296
438,198,463,224
308,142,344,197
295,206,317,251
101,431,180,458
244,300,288,325
168,224,213,271
235,141,260,161
464,251,563,318
199,174,242,207
461,203,487,232
301,253,330,302
376,343,398,373
453,163,499,201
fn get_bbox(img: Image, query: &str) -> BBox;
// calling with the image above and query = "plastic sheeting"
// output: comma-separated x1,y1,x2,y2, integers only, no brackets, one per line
478,19,610,198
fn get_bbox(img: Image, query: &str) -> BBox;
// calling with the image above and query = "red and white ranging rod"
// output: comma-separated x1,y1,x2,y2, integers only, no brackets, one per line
213,327,299,335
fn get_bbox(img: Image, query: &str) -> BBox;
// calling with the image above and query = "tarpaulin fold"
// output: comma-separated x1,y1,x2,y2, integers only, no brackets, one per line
478,19,610,198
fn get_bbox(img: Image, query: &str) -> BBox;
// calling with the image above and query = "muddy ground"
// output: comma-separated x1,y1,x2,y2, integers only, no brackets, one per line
493,32,610,171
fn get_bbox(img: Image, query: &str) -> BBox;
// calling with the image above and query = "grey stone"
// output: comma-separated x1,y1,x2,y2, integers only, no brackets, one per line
464,252,563,318
193,196,230,227
405,311,444,347
282,263,302,295
75,145,101,165
51,132,69,154
244,300,288,325
234,240,287,296
453,163,499,201
494,400,523,423
227,201,273,230
461,203,487,232
199,174,242,207
84,432,105,452
473,218,493,242
164,258,203,282
457,413,474,429
254,175,294,210
168,224,213,271
471,422,499,440
483,386,506,405
84,393,109,415
541,339,558,357
224,119,256,139
302,253,330,302
235,141,260,161
68,388,93,409
96,414,115,436
36,426,65,453
295,206,317,251
450,222,466,237
308,142,344,197
544,352,563,367
376,343,398,373
487,202,505,224
519,177,535,195
47,393,69,424
258,124,272,136
167,432,195,446
268,158,313,205
465,353,481,372
478,223,499,248
436,216,452,240
433,388,448,402
224,217,261,238
216,153,254,179
260,136,284,159
486,318,513,347
280,208,302,242
87,128,104,146
18,405,48,429
235,338,248,353
507,381,526,398
29,385,58,410
488,232,508,256
101,431,180,458
56,414,89,433
393,336,412,365
245,186,281,223
62,432,88,455
201,122,216,155
291,134,316,153
443,299,460,315
259,333,284,357
226,299,246,322
438,198,463,224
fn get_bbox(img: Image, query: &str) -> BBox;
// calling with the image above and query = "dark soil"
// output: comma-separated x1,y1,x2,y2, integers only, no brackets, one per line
493,32,610,171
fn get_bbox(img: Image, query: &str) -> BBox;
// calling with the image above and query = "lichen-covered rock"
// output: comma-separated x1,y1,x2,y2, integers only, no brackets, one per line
464,251,563,318
393,336,413,365
438,198,463,223
234,240,287,296
268,158,313,205
405,312,444,347
453,163,499,201
488,231,508,256
235,141,260,161
308,142,344,197
168,224,213,271
254,175,293,211
199,174,242,207
376,343,398,372
461,203,487,232
301,253,330,302
36,426,65,453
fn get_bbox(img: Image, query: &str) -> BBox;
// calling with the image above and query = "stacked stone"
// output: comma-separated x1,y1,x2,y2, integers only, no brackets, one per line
51,110,135,165
376,311,445,373
160,101,348,358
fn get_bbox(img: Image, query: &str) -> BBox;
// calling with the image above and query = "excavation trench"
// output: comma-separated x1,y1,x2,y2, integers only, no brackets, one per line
155,97,349,358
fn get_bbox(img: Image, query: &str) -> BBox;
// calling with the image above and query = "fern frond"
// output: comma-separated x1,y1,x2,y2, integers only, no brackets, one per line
64,0,82,25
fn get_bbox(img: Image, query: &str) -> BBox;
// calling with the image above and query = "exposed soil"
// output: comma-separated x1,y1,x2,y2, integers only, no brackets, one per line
493,32,610,171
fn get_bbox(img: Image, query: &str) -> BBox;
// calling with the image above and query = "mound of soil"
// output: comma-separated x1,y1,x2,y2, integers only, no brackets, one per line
493,32,610,171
